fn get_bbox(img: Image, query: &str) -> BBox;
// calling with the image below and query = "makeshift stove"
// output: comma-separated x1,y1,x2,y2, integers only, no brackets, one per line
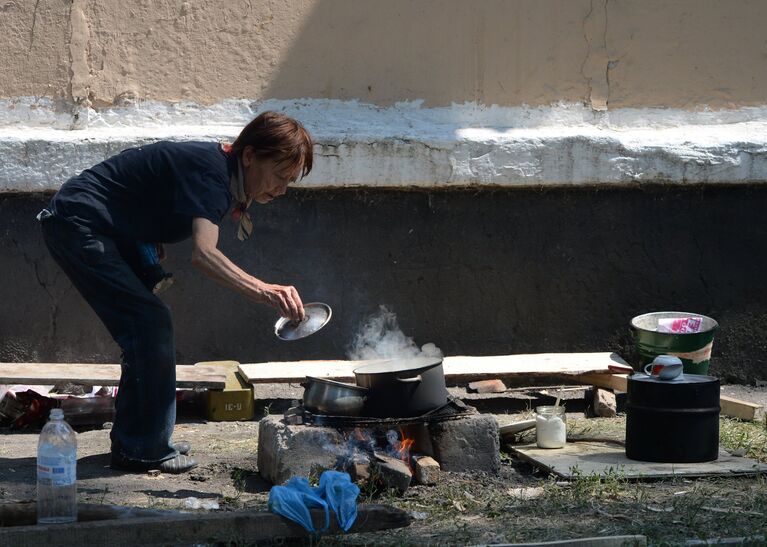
257,396,501,491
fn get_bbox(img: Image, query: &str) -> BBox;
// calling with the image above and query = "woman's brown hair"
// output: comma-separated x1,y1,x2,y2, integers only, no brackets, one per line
232,112,313,179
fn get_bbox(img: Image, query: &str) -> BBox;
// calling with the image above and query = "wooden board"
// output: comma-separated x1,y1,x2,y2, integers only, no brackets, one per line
0,363,227,389
573,372,629,392
239,352,631,384
510,441,767,480
720,395,764,421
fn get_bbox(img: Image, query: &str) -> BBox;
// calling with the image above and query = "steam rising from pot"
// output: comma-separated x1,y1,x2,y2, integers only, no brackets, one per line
347,305,443,360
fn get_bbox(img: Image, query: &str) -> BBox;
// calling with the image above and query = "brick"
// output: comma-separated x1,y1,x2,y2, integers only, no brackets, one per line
593,388,617,418
412,455,441,485
467,379,507,394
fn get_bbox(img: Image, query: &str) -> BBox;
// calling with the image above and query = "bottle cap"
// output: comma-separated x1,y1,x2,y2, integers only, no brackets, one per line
50,408,64,419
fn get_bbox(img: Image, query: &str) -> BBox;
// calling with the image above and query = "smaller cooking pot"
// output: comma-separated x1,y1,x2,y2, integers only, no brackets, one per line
301,376,369,416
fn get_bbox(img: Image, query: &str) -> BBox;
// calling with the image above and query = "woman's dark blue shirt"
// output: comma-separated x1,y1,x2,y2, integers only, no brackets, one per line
51,141,234,243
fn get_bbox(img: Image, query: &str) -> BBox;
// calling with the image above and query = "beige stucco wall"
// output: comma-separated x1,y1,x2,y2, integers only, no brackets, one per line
1,0,766,109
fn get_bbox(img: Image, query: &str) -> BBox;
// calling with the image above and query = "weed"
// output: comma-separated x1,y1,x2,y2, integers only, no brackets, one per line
98,484,109,504
307,464,324,487
720,417,767,461
262,403,273,418
230,466,251,494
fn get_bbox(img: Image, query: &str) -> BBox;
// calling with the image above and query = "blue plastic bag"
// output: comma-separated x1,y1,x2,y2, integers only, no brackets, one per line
319,470,361,532
268,471,360,533
268,477,329,532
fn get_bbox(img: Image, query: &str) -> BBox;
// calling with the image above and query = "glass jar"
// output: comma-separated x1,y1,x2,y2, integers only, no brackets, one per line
535,405,567,449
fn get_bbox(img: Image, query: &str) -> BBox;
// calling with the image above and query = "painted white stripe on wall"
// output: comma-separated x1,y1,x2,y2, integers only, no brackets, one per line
2,98,766,192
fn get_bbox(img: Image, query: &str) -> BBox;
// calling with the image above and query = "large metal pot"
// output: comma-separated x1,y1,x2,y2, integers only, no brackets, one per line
301,376,369,416
353,357,448,418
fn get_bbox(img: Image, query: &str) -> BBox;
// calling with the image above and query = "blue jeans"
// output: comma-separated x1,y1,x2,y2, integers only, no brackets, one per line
39,210,178,464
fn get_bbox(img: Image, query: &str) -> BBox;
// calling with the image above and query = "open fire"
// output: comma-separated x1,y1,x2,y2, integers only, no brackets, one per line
342,427,417,469
257,404,500,492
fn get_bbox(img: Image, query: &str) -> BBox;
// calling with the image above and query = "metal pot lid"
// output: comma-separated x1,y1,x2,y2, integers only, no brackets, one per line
274,302,332,341
353,356,443,375
304,376,369,392
629,373,716,384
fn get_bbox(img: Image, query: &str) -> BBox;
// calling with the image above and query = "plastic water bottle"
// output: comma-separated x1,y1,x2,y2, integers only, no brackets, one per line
37,408,77,524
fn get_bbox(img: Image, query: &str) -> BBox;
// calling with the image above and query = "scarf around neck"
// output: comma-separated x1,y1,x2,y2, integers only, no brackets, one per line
222,143,253,241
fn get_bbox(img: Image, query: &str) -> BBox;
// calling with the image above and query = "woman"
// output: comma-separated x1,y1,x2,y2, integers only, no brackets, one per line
38,112,313,473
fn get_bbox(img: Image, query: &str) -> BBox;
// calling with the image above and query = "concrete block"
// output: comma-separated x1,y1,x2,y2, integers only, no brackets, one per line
257,415,343,485
428,414,500,474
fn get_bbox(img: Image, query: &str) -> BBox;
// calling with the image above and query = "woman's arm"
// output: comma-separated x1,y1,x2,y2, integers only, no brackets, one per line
190,217,304,321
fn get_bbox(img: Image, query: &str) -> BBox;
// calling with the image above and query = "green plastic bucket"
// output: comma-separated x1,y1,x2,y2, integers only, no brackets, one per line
630,311,718,375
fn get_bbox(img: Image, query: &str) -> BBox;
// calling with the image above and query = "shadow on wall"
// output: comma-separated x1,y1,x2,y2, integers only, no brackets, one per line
263,0,590,107
262,0,767,109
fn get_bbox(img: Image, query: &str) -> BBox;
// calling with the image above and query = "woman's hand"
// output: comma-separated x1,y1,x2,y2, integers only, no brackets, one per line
255,282,305,322
190,218,305,322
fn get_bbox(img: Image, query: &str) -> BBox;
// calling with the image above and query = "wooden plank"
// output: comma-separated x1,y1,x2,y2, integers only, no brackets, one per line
0,504,411,546
239,352,631,384
0,363,226,389
510,441,767,480
574,373,628,391
720,395,764,421
573,374,765,421
499,419,536,440
0,502,179,527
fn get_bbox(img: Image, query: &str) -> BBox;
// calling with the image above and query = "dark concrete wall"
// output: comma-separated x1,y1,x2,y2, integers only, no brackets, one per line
1,187,766,383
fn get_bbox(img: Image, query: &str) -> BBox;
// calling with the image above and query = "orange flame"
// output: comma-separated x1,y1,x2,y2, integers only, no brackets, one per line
396,427,416,466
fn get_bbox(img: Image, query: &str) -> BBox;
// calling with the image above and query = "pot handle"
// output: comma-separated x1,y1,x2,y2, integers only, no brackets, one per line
397,375,422,384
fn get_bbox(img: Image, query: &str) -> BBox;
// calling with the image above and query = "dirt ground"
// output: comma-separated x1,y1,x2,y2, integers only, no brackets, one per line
1,385,765,546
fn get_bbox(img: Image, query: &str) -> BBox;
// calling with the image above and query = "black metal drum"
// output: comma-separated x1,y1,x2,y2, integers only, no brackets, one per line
625,373,720,463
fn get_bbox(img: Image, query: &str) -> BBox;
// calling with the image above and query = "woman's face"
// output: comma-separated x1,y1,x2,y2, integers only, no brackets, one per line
242,146,302,205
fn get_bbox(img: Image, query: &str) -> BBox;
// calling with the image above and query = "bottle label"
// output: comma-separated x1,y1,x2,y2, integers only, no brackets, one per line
37,456,76,486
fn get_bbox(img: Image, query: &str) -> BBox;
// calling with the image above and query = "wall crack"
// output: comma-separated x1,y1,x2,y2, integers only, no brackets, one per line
580,0,610,111
68,0,92,128
28,0,41,53
8,236,59,345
